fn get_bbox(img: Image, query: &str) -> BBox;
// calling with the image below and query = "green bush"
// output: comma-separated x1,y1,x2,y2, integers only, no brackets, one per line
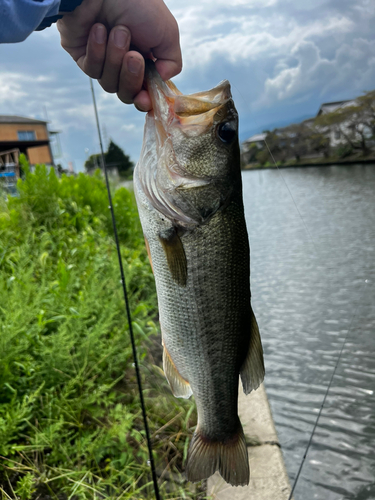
0,161,198,499
255,149,270,165
336,143,353,158
5,158,141,247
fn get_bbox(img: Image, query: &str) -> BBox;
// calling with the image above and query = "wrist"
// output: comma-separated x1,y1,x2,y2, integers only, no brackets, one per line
35,0,84,30
57,0,84,13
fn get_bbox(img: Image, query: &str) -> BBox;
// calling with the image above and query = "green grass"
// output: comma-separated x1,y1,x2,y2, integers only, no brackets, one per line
0,160,200,499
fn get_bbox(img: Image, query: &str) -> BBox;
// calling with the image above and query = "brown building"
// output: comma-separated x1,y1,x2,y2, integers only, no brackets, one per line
0,115,54,166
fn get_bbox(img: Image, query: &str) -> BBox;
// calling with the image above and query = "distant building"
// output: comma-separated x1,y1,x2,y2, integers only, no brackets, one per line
241,133,267,164
315,99,360,147
242,132,267,149
316,99,356,116
241,97,361,160
0,115,54,166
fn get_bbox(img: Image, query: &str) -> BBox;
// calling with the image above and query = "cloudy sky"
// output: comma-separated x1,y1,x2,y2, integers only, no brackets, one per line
0,0,374,171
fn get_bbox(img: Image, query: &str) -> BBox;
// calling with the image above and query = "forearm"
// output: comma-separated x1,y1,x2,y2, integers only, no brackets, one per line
0,0,84,43
0,0,60,43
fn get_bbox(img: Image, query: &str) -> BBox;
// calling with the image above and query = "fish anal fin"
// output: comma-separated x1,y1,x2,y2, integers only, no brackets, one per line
240,306,265,395
158,228,187,286
144,235,154,273
186,421,249,486
163,345,192,399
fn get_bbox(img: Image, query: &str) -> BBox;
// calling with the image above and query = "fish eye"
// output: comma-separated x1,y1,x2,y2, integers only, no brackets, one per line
217,122,237,143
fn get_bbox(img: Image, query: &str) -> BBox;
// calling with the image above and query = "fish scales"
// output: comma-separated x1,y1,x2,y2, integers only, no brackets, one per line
145,199,250,433
134,61,265,487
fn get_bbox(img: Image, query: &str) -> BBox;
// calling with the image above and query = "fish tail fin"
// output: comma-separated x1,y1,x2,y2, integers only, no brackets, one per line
185,422,249,486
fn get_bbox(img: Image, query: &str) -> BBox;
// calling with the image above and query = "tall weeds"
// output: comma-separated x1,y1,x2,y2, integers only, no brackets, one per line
0,161,199,499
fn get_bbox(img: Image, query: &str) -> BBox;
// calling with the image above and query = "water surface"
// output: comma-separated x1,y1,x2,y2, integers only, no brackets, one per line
242,165,375,500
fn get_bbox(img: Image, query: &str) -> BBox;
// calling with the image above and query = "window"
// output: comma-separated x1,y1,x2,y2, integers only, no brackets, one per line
17,130,36,141
334,130,341,140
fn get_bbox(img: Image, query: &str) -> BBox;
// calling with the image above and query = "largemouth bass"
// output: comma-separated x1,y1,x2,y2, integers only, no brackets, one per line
134,62,265,486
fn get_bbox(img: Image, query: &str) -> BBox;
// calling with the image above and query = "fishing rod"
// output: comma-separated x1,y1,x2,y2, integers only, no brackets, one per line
89,78,161,500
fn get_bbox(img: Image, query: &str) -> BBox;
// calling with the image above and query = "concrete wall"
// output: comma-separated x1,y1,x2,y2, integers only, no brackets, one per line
207,384,293,500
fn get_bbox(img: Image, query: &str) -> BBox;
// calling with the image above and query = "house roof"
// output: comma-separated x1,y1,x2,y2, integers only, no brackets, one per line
0,115,47,125
243,132,267,144
317,100,356,116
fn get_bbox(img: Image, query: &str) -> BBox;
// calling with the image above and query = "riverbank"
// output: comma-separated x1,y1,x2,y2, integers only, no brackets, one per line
207,384,292,500
242,156,375,170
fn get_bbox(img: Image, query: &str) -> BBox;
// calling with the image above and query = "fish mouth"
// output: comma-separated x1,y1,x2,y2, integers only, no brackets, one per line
145,60,232,148
136,61,236,228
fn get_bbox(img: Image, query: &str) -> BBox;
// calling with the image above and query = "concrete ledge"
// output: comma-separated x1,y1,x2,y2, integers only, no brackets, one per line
207,384,292,500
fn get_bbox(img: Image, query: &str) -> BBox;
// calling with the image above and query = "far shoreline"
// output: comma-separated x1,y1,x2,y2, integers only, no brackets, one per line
242,157,375,171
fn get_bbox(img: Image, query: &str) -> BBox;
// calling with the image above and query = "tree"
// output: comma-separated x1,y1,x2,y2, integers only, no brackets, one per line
281,122,330,160
315,90,375,156
106,140,134,177
84,140,134,178
241,142,260,166
84,153,102,171
309,130,330,158
262,130,285,163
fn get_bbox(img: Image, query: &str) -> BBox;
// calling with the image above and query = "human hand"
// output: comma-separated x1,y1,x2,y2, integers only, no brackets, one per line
57,0,182,111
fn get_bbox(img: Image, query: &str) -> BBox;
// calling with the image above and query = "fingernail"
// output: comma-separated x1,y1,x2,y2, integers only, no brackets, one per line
128,57,142,74
114,28,128,49
94,25,106,44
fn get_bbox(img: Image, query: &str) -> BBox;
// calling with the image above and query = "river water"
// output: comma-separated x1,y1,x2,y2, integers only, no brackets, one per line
242,165,375,500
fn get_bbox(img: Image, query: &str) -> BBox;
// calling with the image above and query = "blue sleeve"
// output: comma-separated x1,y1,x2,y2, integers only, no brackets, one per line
0,0,61,43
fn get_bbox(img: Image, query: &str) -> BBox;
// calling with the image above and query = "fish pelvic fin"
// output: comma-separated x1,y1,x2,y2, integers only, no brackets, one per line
185,421,249,486
163,346,192,399
158,227,187,287
240,306,265,395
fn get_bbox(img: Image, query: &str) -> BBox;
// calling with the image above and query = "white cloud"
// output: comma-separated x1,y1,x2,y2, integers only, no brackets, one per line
0,72,27,104
170,0,354,67
261,37,375,107
0,0,374,167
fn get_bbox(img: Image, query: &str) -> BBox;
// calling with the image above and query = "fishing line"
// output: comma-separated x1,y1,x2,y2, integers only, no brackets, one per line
89,78,161,500
287,295,361,500
264,139,318,256
232,84,366,497
232,83,319,255
264,138,366,497
264,138,370,498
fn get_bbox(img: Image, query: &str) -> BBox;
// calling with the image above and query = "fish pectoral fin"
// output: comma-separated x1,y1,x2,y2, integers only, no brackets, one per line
144,235,154,273
163,346,192,399
240,306,265,395
158,228,187,286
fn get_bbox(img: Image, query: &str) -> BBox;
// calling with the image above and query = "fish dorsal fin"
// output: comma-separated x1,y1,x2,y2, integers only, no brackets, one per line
163,345,192,399
240,306,265,394
158,228,187,286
